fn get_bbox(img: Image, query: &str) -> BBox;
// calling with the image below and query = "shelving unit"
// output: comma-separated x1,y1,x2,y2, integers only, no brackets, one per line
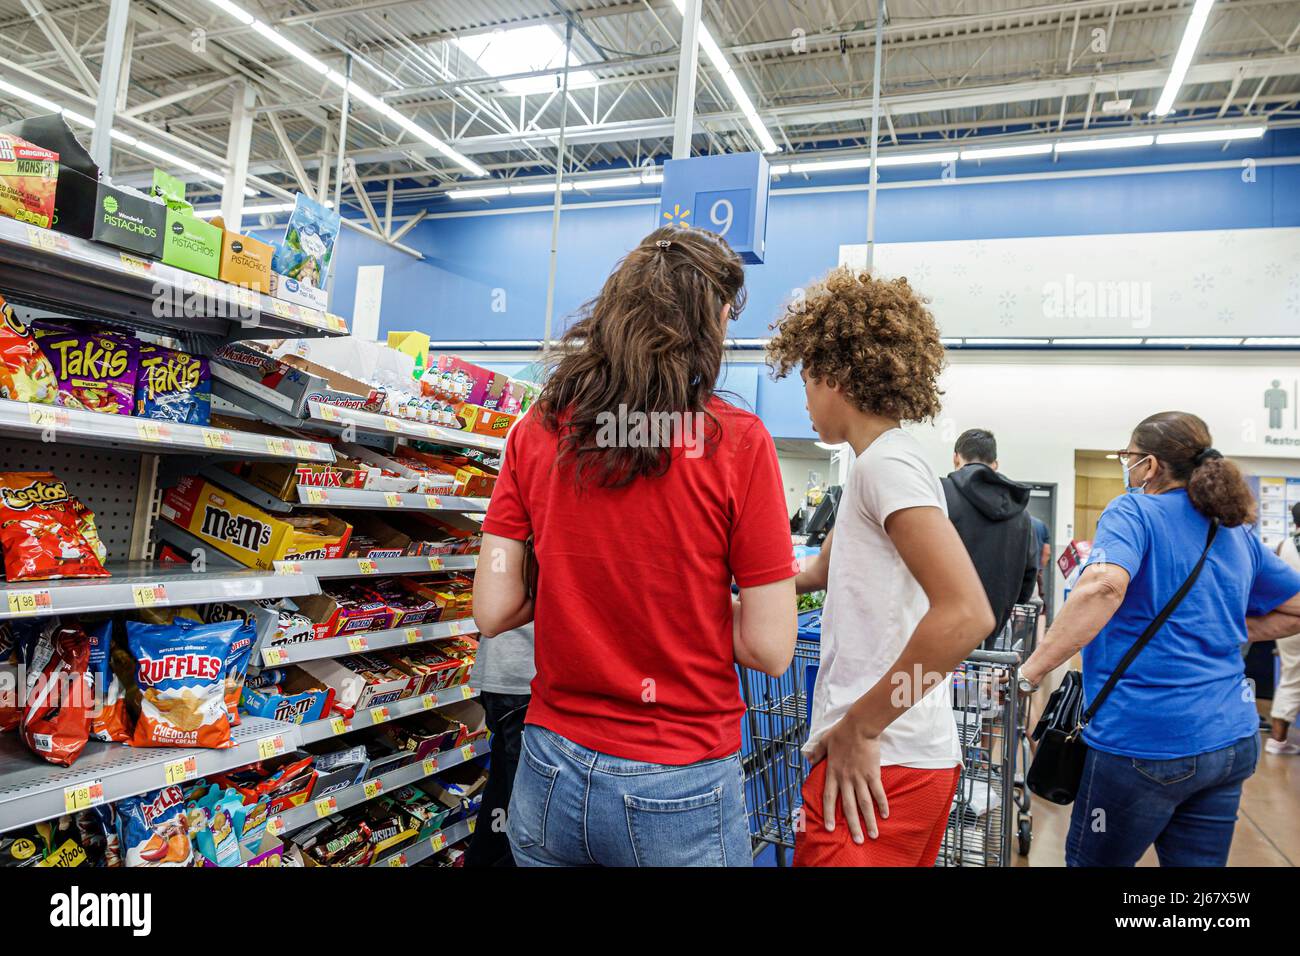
293,486,489,513
298,684,480,745
0,717,301,832
370,815,477,867
260,618,476,667
273,554,479,579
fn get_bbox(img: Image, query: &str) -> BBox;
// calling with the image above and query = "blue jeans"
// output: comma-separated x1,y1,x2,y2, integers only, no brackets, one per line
1066,733,1259,867
507,725,752,867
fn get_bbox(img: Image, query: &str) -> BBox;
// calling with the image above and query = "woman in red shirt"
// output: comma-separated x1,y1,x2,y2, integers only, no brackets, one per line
473,227,798,867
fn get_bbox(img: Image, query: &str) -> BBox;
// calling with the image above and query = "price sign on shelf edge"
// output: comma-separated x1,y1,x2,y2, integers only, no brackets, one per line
6,589,51,616
63,780,105,813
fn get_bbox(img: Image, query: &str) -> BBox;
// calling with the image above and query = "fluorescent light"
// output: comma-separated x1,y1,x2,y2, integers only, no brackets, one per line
1152,0,1217,116
453,25,596,96
769,163,791,175
962,338,1050,346
959,143,1054,160
194,202,295,218
940,337,964,346
1146,337,1243,346
876,150,959,166
1243,337,1300,347
787,157,872,174
576,175,643,190
640,168,663,184
1154,125,1265,145
446,187,510,199
1054,134,1155,153
200,0,487,177
671,0,779,153
1050,338,1146,346
0,78,61,113
509,181,573,195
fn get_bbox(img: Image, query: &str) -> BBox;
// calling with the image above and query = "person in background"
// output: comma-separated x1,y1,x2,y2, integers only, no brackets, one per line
1019,412,1300,866
1030,514,1052,600
472,227,798,867
941,428,1038,648
1267,502,1300,755
768,267,994,867
462,623,534,866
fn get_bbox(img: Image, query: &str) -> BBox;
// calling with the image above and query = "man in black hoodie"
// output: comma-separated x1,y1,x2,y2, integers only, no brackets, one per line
942,429,1038,648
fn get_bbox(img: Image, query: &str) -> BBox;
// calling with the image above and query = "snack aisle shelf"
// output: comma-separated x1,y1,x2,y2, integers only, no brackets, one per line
0,398,335,462
308,401,507,453
0,717,302,832
273,554,479,580
298,684,481,745
0,564,321,621
270,738,488,835
293,486,490,513
0,218,348,341
260,618,477,667
372,815,476,868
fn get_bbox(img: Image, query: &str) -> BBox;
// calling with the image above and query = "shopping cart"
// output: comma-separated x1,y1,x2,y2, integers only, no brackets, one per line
989,602,1041,856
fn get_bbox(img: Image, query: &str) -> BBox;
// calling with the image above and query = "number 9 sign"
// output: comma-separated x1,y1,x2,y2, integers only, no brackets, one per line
694,188,751,248
709,198,734,237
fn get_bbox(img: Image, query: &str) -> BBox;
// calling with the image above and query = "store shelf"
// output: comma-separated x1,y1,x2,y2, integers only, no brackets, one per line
293,486,489,513
298,684,480,745
272,554,478,579
260,618,477,667
0,563,320,620
0,218,347,341
0,717,301,832
308,401,506,453
371,815,477,867
0,399,334,462
271,739,488,834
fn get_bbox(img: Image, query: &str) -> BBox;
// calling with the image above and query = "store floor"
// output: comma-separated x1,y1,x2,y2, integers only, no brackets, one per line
1016,732,1299,867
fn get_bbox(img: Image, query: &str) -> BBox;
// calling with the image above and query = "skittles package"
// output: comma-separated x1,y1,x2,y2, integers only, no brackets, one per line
0,472,110,581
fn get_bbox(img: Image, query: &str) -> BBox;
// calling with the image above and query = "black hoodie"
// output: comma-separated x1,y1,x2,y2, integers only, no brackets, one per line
942,463,1038,644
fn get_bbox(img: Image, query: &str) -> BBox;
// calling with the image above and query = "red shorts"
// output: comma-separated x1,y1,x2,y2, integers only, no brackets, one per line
794,760,960,867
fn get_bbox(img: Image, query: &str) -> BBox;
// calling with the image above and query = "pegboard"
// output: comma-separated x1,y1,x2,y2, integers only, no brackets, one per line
2,438,152,560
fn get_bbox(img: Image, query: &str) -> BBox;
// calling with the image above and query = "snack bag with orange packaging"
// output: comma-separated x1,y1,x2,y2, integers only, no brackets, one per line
126,619,236,749
0,293,58,404
0,471,110,581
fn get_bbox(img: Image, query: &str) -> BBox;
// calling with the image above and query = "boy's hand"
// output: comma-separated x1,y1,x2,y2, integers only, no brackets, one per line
806,716,889,843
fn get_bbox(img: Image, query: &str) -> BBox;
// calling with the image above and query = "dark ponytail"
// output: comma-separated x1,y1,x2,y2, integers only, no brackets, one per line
1131,412,1256,527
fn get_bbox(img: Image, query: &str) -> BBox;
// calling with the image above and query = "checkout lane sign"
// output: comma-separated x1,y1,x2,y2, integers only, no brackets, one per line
658,152,770,264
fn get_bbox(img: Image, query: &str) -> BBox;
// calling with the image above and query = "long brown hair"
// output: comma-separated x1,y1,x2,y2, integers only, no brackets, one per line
538,226,746,489
1131,411,1256,527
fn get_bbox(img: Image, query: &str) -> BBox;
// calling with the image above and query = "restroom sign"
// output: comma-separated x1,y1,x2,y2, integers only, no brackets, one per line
658,152,770,263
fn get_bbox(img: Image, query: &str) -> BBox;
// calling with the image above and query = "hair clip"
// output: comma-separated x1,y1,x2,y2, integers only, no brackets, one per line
656,239,672,249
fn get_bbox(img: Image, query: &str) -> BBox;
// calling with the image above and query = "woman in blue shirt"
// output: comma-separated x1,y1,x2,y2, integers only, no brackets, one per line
1020,411,1300,866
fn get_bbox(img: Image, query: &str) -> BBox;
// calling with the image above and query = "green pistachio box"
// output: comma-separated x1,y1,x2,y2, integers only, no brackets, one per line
162,208,222,278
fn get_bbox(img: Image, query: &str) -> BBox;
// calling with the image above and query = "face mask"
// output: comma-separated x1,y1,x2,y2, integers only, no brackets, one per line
1123,455,1152,494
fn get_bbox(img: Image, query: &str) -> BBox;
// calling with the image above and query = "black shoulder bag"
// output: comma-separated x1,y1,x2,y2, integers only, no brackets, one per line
1026,517,1219,805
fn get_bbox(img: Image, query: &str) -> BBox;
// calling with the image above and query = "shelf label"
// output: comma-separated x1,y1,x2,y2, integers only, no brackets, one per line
265,437,292,457
405,627,422,643
201,428,233,449
386,853,406,868
426,556,443,571
420,693,435,711
346,636,368,653
383,417,401,433
266,816,285,836
234,286,258,311
257,734,288,760
63,779,105,813
316,404,342,422
383,492,402,508
293,440,315,459
302,488,327,505
314,796,338,818
461,743,475,762
446,620,462,636
191,276,217,298
363,779,383,800
274,562,304,576
429,833,446,852
467,818,476,835
330,717,348,736
423,496,441,511
368,706,390,725
27,405,68,429
132,584,168,608
460,685,474,701
421,756,437,776
262,647,289,666
326,313,348,333
356,559,377,575
135,421,166,442
271,299,294,318
25,225,64,252
164,756,198,785
118,253,152,276
6,589,51,617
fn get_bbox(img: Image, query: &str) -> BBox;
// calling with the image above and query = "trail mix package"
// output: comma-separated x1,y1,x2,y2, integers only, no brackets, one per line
135,344,211,425
116,785,192,866
32,325,138,414
272,192,340,291
21,625,91,766
0,471,110,581
126,619,237,749
86,620,131,743
0,293,58,404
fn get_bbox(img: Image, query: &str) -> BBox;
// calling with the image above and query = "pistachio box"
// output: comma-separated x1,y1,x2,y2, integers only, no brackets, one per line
162,207,221,278
213,216,274,292
92,183,166,258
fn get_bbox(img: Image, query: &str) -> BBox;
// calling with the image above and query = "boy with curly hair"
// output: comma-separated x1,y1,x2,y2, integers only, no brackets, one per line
770,267,994,866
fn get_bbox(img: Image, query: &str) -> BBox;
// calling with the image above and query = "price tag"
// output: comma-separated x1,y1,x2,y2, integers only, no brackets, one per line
424,496,442,511
405,627,422,643
446,620,462,636
420,693,435,711
316,404,342,422
386,853,406,868
363,780,383,800
293,440,315,459
266,816,286,836
164,756,198,785
132,584,167,608
27,405,67,428
461,743,475,762
265,437,291,456
314,796,338,818
467,818,477,835
383,417,401,433
460,685,474,701
327,313,348,333
429,833,446,852
234,286,258,311
202,428,226,449
6,589,51,617
426,556,444,572
63,780,105,813
330,716,348,736
346,636,367,653
135,421,164,442
257,734,287,760
25,225,62,252
271,299,294,318
191,276,216,297
368,706,389,725
262,646,289,666
356,559,377,575
383,492,402,508
274,562,304,576
302,488,328,505
119,253,152,276
421,756,437,776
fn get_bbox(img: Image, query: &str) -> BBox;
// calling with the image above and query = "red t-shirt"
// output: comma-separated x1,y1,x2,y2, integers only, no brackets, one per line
480,397,798,765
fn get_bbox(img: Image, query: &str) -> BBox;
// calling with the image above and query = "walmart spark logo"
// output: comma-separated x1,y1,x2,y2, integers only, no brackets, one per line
662,203,691,226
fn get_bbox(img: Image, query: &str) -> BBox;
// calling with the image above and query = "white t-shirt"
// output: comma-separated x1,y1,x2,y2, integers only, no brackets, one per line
804,429,962,769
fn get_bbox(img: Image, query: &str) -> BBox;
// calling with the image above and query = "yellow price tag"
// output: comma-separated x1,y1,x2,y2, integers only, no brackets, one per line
201,428,225,449
383,492,402,508
383,417,402,433
119,253,152,276
369,706,390,725
347,636,367,653
293,440,314,459
192,276,216,297
330,716,348,736
460,685,474,701
25,225,61,251
422,756,436,776
234,286,258,310
426,557,443,572
257,734,287,760
275,562,304,576
6,589,51,616
27,405,67,428
164,756,198,785
421,694,435,711
461,744,475,762
356,559,377,575
303,488,327,505
271,299,293,318
467,818,477,835
265,437,291,456
63,780,105,813
266,816,285,836
314,796,338,818
363,780,383,800
405,627,422,643
328,314,348,333
135,421,164,442
262,647,288,666
386,853,406,868
446,620,462,636
430,834,446,852
132,584,167,608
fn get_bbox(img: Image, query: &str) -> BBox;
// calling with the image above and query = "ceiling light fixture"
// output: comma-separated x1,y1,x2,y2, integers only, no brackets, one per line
1152,0,1217,116
1153,125,1265,145
958,143,1054,160
1054,134,1155,153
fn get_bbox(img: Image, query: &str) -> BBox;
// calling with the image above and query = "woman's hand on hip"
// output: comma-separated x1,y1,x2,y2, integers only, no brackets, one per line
807,716,888,844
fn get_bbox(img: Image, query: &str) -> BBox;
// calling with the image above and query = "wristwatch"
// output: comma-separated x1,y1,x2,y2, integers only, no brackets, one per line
1017,671,1039,695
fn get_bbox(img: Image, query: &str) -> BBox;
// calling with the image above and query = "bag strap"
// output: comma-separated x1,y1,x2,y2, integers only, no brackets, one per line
1080,516,1220,727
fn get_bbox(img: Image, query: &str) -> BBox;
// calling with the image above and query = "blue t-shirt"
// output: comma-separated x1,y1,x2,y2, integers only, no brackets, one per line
1081,489,1300,759
1030,516,1050,570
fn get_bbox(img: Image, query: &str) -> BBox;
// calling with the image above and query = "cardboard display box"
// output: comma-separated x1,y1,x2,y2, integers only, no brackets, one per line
160,474,352,570
423,355,512,410
297,654,420,712
212,342,386,417
295,590,395,641
0,131,58,229
450,401,517,439
242,458,370,503
239,669,335,725
401,447,497,497
162,207,222,278
94,182,167,258
212,216,274,292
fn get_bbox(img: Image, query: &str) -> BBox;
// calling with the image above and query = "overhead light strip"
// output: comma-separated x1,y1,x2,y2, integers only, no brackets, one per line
198,0,487,177
1152,0,1218,116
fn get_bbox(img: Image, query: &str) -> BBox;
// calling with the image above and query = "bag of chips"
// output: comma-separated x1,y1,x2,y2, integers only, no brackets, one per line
0,472,110,581
0,294,58,404
86,620,131,743
136,344,211,425
31,326,138,415
21,625,91,766
116,786,192,867
126,619,236,749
